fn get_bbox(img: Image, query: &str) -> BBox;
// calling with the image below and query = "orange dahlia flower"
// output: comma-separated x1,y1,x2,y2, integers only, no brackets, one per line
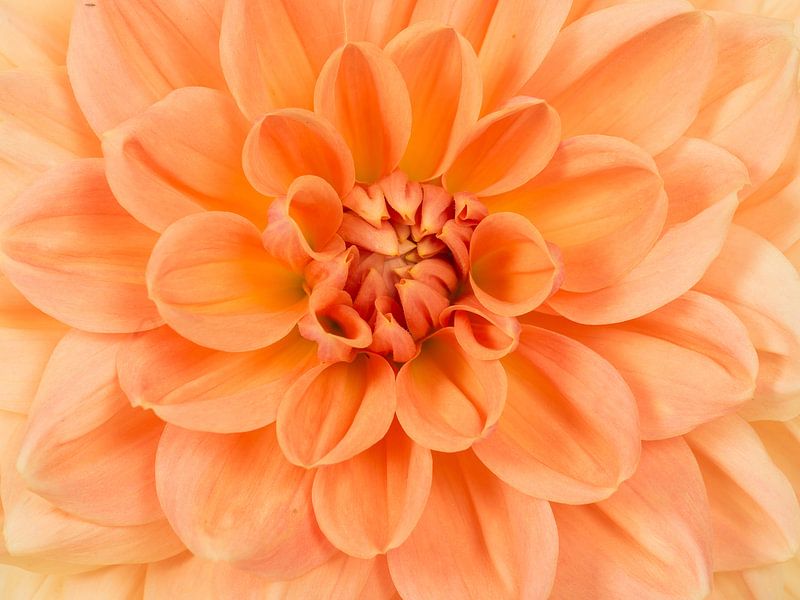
1,0,800,598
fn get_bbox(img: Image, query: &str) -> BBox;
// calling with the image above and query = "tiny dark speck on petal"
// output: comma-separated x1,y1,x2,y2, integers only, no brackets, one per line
85,2,95,6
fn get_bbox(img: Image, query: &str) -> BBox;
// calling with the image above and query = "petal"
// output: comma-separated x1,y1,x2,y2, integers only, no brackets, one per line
751,418,800,499
473,324,640,504
685,415,800,570
525,1,715,154
61,565,147,599
102,87,267,233
688,12,800,192
146,211,307,352
443,97,560,196
155,424,335,579
117,326,317,434
344,0,416,47
708,565,784,600
547,139,748,324
484,135,668,292
384,23,482,181
526,291,759,439
16,331,164,526
469,212,560,317
312,421,432,558
695,226,800,420
243,109,355,198
395,327,506,452
387,450,558,600
277,353,396,467
67,0,226,134
0,158,162,333
219,0,345,119
0,0,73,69
441,294,521,360
314,42,412,183
550,438,712,600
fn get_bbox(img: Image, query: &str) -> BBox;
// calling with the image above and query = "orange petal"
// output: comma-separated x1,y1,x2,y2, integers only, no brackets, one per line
315,42,412,183
344,0,416,47
155,424,335,579
525,291,758,439
473,324,640,503
67,0,226,134
117,326,317,434
443,97,560,196
0,159,162,333
146,211,307,352
102,86,266,233
685,415,800,570
484,135,668,293
312,421,432,558
277,353,396,467
525,1,715,154
16,331,164,527
219,0,344,119
0,0,73,69
243,109,355,198
387,450,558,600
708,565,784,600
548,138,748,324
385,23,481,181
550,438,712,599
395,328,506,452
688,12,800,192
469,212,560,317
695,226,800,420
297,286,372,362
441,294,521,360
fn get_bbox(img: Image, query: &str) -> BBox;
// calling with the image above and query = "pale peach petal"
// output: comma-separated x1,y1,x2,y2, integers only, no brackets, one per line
525,291,758,439
410,0,570,113
16,331,164,526
473,324,640,503
146,211,307,352
525,0,715,154
484,135,668,292
61,565,147,599
117,326,317,434
0,0,74,69
277,353,395,467
685,415,800,570
103,87,267,233
384,23,481,181
443,97,560,196
344,0,416,47
785,554,800,598
67,0,226,134
0,565,57,599
312,421,432,558
395,328,506,452
220,0,345,119
155,424,335,579
548,138,748,324
243,109,355,198
387,450,558,600
709,564,785,600
469,212,560,316
440,294,521,360
752,418,800,498
315,42,412,183
688,12,800,192
550,438,713,599
695,226,800,420
0,159,162,333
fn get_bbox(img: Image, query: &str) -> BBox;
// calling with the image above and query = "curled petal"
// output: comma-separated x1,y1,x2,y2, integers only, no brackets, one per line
146,211,307,352
67,0,226,134
469,213,561,317
525,1,715,154
441,295,521,360
0,159,162,333
369,305,417,363
155,424,335,579
385,22,482,181
396,279,450,340
117,326,317,434
685,415,800,570
315,42,412,183
312,421,432,558
103,87,266,233
278,353,395,467
395,328,506,452
474,325,640,504
550,438,713,599
387,450,558,600
443,97,561,196
339,214,399,256
297,287,372,362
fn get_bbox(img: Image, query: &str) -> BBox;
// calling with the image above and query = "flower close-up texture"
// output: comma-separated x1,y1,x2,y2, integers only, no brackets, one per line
1,0,800,598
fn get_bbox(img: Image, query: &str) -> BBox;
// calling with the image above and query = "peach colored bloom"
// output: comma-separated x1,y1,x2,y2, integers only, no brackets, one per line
1,0,800,598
